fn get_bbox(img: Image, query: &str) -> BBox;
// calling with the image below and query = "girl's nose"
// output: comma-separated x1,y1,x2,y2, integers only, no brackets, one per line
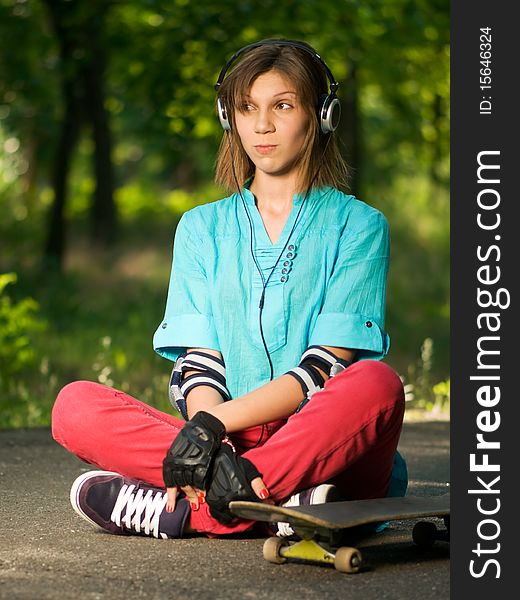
254,109,275,133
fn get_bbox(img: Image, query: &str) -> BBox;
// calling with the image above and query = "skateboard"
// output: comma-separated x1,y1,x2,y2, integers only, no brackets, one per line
229,493,450,573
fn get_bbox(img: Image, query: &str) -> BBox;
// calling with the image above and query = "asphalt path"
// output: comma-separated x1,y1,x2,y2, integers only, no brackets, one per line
0,420,450,600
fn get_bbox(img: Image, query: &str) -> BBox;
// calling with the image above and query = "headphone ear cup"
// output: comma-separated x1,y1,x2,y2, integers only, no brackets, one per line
319,94,341,134
217,97,231,131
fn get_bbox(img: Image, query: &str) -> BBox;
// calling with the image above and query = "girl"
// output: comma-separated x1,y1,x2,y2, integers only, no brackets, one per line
53,39,407,540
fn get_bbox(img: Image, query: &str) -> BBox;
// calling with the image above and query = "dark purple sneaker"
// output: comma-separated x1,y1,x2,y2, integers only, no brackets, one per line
275,484,341,537
70,470,190,539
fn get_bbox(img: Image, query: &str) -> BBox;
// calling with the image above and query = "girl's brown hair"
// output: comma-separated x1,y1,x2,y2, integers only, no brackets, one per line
214,40,350,193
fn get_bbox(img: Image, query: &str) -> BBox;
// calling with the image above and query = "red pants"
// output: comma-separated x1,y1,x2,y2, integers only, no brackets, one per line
52,360,404,536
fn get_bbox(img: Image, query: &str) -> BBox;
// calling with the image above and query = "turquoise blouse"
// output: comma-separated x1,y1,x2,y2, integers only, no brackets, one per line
153,185,391,399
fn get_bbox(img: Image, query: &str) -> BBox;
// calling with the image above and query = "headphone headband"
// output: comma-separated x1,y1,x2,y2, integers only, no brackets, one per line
214,39,339,94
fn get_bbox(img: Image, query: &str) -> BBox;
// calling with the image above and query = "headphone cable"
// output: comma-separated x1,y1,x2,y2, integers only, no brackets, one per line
227,132,332,447
228,133,332,377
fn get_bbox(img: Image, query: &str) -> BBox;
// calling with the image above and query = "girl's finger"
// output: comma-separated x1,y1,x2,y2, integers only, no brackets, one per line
251,476,271,502
181,485,201,511
166,487,177,513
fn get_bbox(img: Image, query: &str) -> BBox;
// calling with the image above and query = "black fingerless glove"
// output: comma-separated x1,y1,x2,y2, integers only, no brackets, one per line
206,444,263,524
162,411,225,490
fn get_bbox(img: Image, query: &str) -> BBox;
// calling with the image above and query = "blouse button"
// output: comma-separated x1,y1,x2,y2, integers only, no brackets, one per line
283,260,290,267
282,268,288,274
286,252,293,259
280,276,287,282
365,321,373,328
288,244,295,251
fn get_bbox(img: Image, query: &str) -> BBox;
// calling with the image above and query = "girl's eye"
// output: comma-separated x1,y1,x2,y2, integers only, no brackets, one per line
240,103,255,112
277,102,293,110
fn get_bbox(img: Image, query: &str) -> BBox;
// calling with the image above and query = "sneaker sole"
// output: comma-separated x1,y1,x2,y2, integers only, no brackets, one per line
310,483,341,504
70,470,121,529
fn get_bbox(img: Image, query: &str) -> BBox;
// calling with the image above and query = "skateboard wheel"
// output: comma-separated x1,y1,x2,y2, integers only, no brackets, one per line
334,547,363,574
412,520,438,548
263,537,288,564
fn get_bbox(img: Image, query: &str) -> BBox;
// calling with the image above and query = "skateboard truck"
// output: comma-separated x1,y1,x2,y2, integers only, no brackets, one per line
230,494,450,574
263,536,363,574
262,521,364,573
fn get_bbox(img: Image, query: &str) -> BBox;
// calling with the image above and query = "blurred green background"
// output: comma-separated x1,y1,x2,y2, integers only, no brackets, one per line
0,0,449,427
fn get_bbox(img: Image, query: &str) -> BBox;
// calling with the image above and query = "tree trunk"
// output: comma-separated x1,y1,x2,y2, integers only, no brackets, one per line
43,0,83,268
44,81,82,266
338,59,361,196
42,0,116,266
82,28,116,244
429,93,444,188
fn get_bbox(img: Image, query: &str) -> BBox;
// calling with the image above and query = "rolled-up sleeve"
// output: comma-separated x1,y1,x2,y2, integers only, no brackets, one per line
153,211,219,362
309,208,390,359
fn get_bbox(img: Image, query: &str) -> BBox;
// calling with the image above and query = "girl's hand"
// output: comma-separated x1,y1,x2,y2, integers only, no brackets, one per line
166,477,271,513
162,412,226,495
166,485,206,513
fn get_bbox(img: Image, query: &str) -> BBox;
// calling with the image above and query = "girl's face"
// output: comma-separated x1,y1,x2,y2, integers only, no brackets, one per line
234,70,310,181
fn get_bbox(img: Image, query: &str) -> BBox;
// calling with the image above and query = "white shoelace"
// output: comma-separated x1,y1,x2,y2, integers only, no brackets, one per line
276,492,300,537
276,520,295,537
111,484,168,539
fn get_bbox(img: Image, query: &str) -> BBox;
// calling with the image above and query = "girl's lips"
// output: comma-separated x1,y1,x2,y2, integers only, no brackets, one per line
254,145,277,154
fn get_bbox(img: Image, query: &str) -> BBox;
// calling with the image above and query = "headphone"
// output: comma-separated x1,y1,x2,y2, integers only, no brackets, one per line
214,39,341,134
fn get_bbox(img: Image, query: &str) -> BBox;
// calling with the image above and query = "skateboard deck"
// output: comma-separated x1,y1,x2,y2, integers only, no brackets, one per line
229,494,450,573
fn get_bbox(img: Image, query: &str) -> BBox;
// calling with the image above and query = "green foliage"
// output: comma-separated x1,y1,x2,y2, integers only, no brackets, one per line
0,273,41,376
0,0,450,426
0,0,60,178
91,335,174,417
1,0,450,197
0,272,53,427
402,338,450,419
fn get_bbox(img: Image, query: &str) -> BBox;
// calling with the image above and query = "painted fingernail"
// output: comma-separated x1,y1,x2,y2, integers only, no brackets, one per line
190,502,199,511
198,493,206,504
259,489,270,499
166,504,173,513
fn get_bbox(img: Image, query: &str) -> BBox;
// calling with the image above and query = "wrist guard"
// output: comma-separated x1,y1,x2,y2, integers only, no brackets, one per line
162,411,225,490
169,351,231,420
300,345,352,378
206,444,263,524
286,345,352,412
